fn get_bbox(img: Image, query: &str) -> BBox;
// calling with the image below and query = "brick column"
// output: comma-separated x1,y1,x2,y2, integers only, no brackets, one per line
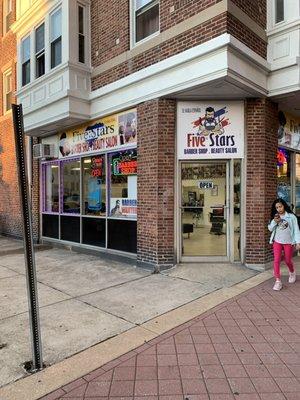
245,99,278,267
137,99,176,270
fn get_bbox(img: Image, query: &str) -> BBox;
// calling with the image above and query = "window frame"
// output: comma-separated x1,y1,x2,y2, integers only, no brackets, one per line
131,0,160,47
41,146,137,251
274,0,285,25
21,35,31,87
3,0,13,35
3,69,13,114
50,7,62,69
78,3,86,64
35,22,45,79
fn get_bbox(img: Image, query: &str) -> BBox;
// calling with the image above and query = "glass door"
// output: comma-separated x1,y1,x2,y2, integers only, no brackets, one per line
180,161,229,260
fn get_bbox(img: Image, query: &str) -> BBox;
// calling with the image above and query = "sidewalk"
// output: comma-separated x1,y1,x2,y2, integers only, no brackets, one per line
0,236,259,389
0,235,51,256
39,277,300,400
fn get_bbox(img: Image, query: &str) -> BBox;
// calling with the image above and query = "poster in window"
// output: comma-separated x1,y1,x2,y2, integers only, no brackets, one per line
110,198,137,216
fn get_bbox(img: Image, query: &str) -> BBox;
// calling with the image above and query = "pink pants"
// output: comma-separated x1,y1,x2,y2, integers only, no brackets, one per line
273,241,295,279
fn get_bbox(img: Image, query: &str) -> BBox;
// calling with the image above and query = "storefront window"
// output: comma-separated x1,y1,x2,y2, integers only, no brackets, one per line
295,154,300,216
277,148,291,204
61,159,80,214
234,160,241,261
109,149,137,218
43,163,59,212
82,155,106,216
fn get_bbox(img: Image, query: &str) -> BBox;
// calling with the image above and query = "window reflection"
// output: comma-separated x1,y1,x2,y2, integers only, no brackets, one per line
82,155,106,216
44,163,59,212
62,159,80,214
277,148,291,204
234,160,241,261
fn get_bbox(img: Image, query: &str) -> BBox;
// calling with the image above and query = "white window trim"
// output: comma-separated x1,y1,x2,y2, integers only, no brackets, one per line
35,21,45,79
130,0,160,48
3,0,13,34
21,34,31,87
77,3,86,64
49,7,62,70
274,0,285,25
3,68,13,114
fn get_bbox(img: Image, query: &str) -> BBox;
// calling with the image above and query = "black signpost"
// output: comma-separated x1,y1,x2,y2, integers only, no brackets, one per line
12,104,43,371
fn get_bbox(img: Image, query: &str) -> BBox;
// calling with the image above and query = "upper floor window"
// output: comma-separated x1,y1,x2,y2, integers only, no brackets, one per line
275,0,284,24
78,5,85,63
21,36,30,86
35,23,45,78
134,0,159,44
50,8,62,69
3,0,13,34
3,69,12,112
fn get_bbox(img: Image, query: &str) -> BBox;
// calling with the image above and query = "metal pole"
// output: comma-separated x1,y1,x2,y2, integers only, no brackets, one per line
12,104,43,371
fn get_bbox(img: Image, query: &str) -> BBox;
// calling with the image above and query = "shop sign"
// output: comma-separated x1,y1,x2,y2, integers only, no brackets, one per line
110,198,137,216
198,181,213,189
58,109,136,158
177,101,244,159
278,111,300,150
113,155,137,175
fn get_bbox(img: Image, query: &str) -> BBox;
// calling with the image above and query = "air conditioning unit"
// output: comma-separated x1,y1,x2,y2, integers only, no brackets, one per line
33,143,56,159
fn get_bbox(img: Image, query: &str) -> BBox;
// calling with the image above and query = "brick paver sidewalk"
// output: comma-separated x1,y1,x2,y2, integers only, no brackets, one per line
41,278,300,400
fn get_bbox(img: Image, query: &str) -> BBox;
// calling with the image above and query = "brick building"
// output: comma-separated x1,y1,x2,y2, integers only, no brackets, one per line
0,0,21,237
5,0,300,271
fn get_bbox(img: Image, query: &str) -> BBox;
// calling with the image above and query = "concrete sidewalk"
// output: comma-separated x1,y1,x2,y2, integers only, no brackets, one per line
0,235,51,256
0,235,259,389
37,275,300,400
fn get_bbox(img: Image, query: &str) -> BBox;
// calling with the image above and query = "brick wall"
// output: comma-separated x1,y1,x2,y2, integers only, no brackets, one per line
137,99,176,269
231,0,266,28
0,0,21,238
160,0,220,31
91,0,267,90
245,99,278,266
92,15,266,90
227,13,267,58
91,0,129,68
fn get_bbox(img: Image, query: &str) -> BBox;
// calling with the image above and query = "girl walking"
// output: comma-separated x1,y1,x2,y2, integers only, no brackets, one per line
268,199,300,291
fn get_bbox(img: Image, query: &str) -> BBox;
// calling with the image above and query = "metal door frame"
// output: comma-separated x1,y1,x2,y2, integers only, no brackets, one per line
177,159,232,263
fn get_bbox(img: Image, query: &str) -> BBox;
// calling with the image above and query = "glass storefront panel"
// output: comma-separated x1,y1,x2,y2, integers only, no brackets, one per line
277,148,291,204
60,215,80,242
108,219,137,253
181,162,227,257
42,148,137,254
61,159,81,214
43,163,59,212
234,160,241,261
82,155,106,216
295,154,300,216
109,149,137,218
42,214,59,238
82,217,106,247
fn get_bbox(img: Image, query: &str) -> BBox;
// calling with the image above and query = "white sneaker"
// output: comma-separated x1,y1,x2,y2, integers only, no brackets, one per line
273,280,283,291
289,272,296,284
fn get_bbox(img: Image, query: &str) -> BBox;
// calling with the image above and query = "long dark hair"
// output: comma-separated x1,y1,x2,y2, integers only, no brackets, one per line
270,198,293,220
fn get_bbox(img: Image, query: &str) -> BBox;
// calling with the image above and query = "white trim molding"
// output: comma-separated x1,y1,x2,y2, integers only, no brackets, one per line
22,33,269,136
